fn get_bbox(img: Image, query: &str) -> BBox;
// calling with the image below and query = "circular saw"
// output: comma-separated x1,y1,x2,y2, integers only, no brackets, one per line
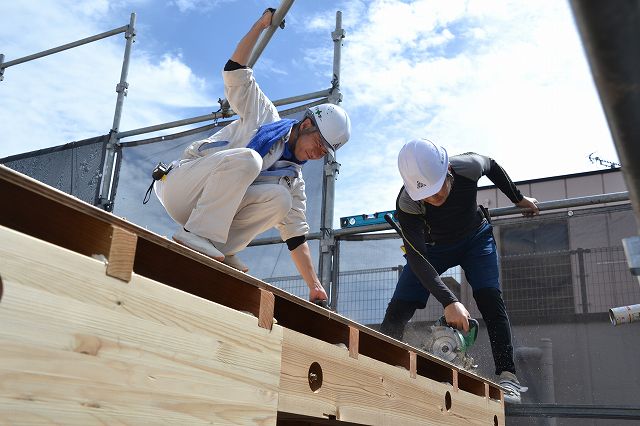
423,316,479,370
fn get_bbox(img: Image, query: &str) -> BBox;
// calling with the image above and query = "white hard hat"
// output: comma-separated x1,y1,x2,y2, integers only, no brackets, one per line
398,139,449,201
305,104,351,159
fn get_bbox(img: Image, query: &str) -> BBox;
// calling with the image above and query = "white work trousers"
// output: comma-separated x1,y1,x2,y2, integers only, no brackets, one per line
158,148,292,255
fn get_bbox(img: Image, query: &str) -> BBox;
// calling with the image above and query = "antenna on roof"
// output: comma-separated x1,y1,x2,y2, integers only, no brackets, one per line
589,152,621,169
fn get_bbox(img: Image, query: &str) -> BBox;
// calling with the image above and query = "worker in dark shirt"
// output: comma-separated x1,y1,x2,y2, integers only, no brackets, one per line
380,138,539,403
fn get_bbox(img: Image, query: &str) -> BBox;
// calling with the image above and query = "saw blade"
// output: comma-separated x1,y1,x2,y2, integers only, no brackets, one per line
425,326,461,363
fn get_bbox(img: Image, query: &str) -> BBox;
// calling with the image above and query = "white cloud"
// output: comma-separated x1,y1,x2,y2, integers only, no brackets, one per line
0,0,618,232
170,0,236,13
254,57,289,76
300,0,617,223
0,0,216,158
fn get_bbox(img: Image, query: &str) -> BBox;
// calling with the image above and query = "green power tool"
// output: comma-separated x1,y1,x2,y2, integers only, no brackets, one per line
423,316,479,370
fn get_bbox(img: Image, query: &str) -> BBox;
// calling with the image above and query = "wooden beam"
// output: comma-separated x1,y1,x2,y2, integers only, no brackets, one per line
106,225,137,282
0,173,112,258
279,328,503,425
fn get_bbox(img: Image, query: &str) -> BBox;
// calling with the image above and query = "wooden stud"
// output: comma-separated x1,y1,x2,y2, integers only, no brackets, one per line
258,289,275,330
106,225,138,282
453,369,459,392
348,325,359,359
409,351,417,379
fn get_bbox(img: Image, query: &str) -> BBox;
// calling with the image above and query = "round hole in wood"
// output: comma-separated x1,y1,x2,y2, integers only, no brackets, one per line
445,391,452,411
308,362,323,393
494,415,499,426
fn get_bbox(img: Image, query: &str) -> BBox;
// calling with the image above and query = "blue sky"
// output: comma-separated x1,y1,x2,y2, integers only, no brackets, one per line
1,0,619,224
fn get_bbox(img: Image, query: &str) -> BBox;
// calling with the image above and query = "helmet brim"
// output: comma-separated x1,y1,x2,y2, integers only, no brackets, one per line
405,169,447,201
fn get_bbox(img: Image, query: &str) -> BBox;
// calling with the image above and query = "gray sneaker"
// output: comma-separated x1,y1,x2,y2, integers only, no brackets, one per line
172,228,224,260
499,371,528,404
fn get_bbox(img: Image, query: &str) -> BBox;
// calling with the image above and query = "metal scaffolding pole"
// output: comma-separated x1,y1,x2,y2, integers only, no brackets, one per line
249,191,630,245
333,191,631,239
216,0,294,116
0,25,130,81
116,89,331,141
247,0,295,68
97,12,136,211
319,11,345,309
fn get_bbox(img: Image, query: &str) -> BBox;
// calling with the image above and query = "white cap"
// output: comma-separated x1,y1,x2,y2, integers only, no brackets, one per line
305,104,351,160
398,139,449,201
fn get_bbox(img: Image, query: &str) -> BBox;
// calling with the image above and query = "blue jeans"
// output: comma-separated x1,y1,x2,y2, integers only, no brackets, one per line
392,221,499,306
381,221,516,375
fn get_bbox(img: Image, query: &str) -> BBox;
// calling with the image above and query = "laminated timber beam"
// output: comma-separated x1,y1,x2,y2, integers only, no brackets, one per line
0,165,504,425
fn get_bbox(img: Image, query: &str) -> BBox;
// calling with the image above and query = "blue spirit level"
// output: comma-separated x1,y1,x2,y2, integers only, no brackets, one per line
340,210,397,228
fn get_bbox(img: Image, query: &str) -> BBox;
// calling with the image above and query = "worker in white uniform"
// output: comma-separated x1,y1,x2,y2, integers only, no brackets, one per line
153,8,351,304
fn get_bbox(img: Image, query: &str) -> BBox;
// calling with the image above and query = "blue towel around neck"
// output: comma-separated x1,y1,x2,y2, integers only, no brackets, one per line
246,119,304,164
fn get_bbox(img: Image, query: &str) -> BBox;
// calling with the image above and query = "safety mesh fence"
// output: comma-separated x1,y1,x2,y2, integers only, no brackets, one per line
265,207,640,327
266,266,406,324
500,250,576,320
0,134,108,205
263,274,308,301
265,244,639,326
579,246,640,313
498,247,640,320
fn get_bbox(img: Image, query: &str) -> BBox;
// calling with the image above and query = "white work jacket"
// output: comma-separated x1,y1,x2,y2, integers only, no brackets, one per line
180,68,309,241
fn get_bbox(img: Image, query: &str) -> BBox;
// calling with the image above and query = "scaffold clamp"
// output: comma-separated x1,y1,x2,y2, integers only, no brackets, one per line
116,82,129,96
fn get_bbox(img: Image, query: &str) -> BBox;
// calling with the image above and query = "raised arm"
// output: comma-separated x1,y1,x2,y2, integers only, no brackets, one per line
230,9,274,67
